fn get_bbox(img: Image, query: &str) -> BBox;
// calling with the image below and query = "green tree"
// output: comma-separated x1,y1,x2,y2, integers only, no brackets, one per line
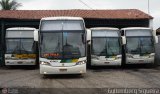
0,0,21,10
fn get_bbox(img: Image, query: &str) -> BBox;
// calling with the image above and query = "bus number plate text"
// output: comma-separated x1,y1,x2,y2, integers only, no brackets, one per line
104,62,110,64
17,61,23,64
59,69,67,72
139,60,144,63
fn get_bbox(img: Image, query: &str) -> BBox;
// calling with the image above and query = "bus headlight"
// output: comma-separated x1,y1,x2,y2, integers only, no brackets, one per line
76,60,86,65
40,61,51,66
116,55,121,59
149,54,155,58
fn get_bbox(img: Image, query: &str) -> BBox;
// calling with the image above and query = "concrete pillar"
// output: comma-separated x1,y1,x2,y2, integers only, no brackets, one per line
149,19,153,29
0,20,4,66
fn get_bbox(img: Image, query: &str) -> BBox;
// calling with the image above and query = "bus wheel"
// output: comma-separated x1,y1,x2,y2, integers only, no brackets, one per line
41,74,47,79
153,60,159,68
76,74,84,78
152,62,158,68
87,58,92,69
5,65,12,69
87,62,90,68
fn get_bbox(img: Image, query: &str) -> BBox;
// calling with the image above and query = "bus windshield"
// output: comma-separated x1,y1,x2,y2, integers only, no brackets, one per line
126,37,154,55
92,37,121,57
41,33,63,59
40,32,85,59
6,39,34,54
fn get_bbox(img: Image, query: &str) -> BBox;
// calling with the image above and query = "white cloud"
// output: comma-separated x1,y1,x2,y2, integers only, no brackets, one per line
17,0,54,10
17,0,89,10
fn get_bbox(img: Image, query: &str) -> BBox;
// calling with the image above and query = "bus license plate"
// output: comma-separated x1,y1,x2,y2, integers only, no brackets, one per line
59,69,67,72
104,62,109,64
17,61,23,64
139,60,144,63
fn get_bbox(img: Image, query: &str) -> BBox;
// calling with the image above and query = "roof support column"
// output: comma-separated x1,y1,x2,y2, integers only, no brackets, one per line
149,19,153,29
0,20,5,66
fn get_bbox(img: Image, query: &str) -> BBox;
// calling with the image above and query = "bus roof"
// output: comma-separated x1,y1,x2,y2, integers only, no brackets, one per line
90,27,119,31
6,27,36,31
121,27,152,31
41,16,84,21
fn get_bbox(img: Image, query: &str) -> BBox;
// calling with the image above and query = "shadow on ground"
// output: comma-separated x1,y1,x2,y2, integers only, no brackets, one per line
41,74,84,79
1,65,39,70
89,64,160,72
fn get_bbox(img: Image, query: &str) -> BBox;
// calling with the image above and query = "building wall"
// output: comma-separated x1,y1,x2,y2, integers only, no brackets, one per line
85,19,149,28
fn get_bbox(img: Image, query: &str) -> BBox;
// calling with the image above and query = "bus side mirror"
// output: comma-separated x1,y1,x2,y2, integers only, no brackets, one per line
121,36,126,45
87,40,91,44
86,29,91,45
153,30,156,36
34,29,39,41
81,34,85,44
155,36,158,44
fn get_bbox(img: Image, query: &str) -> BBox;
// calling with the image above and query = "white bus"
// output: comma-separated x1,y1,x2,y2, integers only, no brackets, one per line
5,27,37,66
121,27,158,65
35,17,87,75
87,27,123,67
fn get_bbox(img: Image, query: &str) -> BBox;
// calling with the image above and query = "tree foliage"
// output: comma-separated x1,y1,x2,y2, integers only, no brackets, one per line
0,0,21,10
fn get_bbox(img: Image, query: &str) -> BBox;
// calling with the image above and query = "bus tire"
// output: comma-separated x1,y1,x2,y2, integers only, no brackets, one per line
41,74,47,79
5,65,12,69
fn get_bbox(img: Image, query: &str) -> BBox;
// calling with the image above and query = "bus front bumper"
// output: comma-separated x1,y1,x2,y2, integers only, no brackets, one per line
5,59,36,65
40,64,86,74
126,58,154,64
91,59,121,66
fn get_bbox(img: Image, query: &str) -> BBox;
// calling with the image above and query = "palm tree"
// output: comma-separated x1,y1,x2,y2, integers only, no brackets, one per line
0,0,21,10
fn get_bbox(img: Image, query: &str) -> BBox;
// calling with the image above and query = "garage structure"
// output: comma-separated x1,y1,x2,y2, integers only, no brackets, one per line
0,9,153,66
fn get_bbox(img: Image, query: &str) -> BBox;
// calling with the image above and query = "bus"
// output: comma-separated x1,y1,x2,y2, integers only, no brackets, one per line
35,17,87,75
5,27,37,66
121,27,158,65
87,27,123,67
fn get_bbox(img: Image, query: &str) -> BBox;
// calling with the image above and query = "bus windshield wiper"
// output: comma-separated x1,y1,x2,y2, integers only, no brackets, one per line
12,42,21,54
107,39,115,56
54,36,61,52
21,42,29,54
140,38,149,55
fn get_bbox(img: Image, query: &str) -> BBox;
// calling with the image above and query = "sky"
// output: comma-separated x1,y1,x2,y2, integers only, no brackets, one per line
16,0,160,30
